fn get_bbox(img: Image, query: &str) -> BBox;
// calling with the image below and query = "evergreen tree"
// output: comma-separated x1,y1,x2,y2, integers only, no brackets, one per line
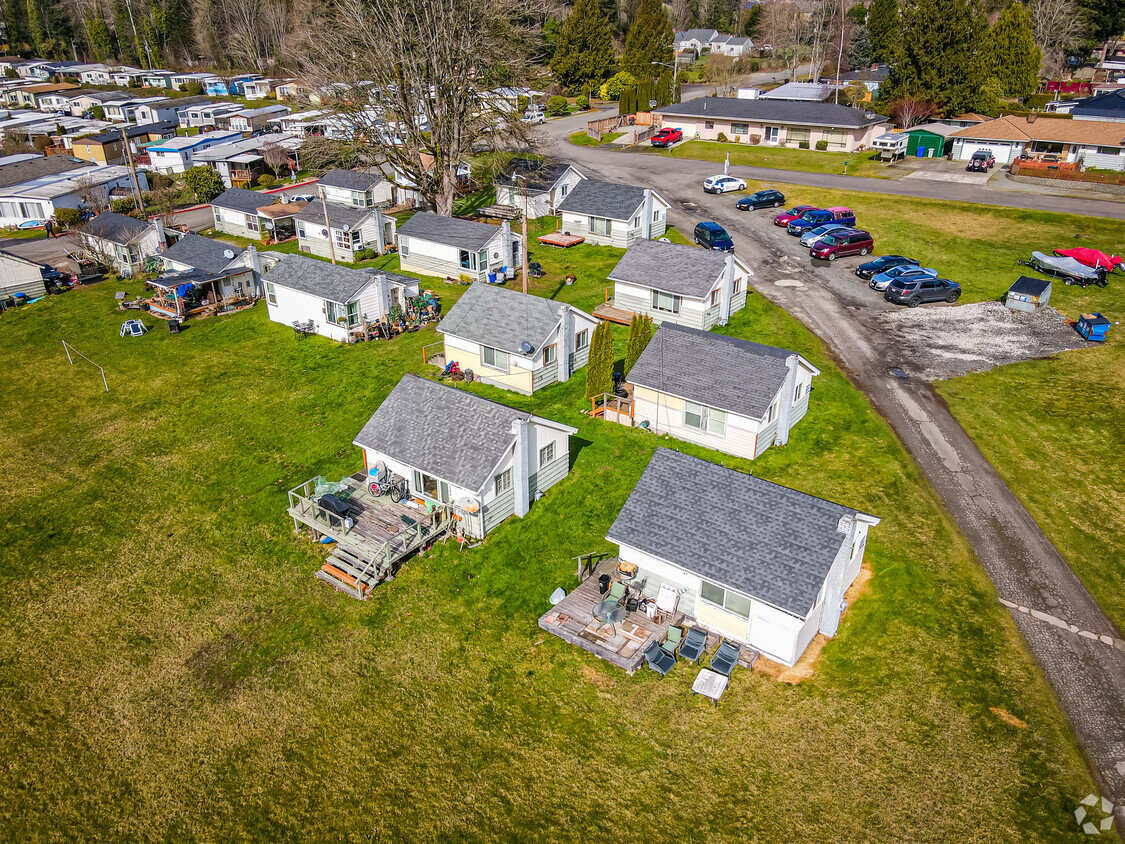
867,0,900,64
624,314,653,374
25,0,45,55
674,78,682,103
85,6,115,63
598,0,619,30
846,2,868,25
982,2,1040,101
622,0,673,79
584,320,615,400
890,0,989,115
848,25,873,70
1082,0,1125,43
112,0,138,64
162,0,194,55
552,0,617,89
6,0,26,50
743,3,761,39
656,69,672,106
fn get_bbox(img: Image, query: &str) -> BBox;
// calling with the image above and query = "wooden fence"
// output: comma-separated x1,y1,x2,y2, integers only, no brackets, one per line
585,111,656,142
1010,159,1125,186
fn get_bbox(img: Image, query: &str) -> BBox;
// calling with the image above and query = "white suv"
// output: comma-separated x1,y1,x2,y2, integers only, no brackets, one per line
521,110,545,125
703,175,747,194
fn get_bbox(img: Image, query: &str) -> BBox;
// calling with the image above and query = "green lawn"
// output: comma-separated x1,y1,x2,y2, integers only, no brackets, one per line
0,227,48,239
0,219,1101,840
568,130,623,147
665,140,895,179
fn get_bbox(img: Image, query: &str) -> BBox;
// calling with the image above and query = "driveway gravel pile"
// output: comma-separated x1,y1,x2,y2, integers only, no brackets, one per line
878,301,1090,380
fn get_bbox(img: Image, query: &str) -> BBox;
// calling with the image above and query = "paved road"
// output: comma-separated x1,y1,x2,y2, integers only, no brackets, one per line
544,116,1125,814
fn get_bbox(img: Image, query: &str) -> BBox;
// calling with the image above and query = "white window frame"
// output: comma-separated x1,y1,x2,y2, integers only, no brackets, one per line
481,345,509,372
766,401,777,424
684,400,726,436
651,290,681,314
399,238,409,257
733,277,742,294
590,216,611,236
246,214,260,232
710,288,720,307
575,329,589,350
765,126,779,144
794,382,803,403
700,580,751,618
539,441,555,468
494,468,512,495
266,282,276,305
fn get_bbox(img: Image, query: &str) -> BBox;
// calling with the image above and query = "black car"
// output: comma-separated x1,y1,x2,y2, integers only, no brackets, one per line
884,277,961,307
855,254,920,280
736,189,786,211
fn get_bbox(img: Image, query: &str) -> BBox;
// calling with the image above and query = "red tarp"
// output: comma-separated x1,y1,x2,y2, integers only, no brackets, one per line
1054,247,1124,269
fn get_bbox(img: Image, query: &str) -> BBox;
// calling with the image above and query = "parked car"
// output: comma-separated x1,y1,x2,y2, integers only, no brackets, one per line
694,221,734,252
885,276,961,306
809,229,874,260
787,206,856,236
520,110,545,125
287,193,317,204
650,127,683,147
703,175,747,194
799,222,850,247
855,255,920,280
869,265,938,291
736,189,785,210
774,205,818,227
967,150,995,172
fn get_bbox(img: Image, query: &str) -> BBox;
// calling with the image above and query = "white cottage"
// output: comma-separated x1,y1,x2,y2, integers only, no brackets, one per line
396,211,521,283
493,158,585,219
295,199,395,260
608,448,879,667
556,180,670,248
436,282,600,395
625,323,819,459
75,211,161,276
353,374,577,538
607,239,752,330
262,253,419,342
315,168,396,208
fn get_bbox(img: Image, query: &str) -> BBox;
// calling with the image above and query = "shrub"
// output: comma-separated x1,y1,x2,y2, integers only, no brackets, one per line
256,174,276,188
748,134,761,144
599,71,636,102
799,141,810,149
356,248,376,260
816,140,829,150
576,94,589,110
545,95,569,116
185,82,204,96
146,171,174,191
91,106,104,120
110,197,136,214
716,131,729,142
183,166,225,203
54,207,82,228
545,83,563,98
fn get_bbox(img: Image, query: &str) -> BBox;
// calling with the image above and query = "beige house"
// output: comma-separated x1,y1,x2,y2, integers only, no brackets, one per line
654,98,887,151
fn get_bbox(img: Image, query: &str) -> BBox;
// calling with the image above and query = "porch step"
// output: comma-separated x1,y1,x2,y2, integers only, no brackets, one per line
314,568,366,600
329,548,386,585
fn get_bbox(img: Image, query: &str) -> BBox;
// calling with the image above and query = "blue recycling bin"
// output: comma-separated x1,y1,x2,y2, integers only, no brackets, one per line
487,272,497,283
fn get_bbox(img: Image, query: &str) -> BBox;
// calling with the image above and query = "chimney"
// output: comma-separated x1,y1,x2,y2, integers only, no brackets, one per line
500,219,514,277
510,418,530,518
556,304,572,383
152,216,166,245
1028,110,1037,123
374,205,386,253
718,254,735,326
773,354,800,447
642,188,654,239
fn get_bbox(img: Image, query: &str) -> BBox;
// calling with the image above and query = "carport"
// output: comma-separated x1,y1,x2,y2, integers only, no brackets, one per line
905,124,957,158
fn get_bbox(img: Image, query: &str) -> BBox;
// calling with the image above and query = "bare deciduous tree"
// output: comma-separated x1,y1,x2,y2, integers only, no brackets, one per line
887,95,937,128
761,1,812,82
704,54,744,96
304,0,539,216
259,138,291,178
1028,0,1087,77
75,175,109,212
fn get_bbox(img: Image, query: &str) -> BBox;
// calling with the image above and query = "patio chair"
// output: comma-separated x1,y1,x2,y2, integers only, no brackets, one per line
678,627,708,664
709,639,742,677
607,581,626,603
644,641,676,678
662,625,683,657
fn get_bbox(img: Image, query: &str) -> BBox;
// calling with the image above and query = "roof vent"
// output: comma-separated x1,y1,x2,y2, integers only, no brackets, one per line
519,340,534,355
837,513,854,534
223,248,235,259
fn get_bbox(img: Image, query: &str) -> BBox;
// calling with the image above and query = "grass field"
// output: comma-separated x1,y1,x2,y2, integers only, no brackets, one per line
0,222,1102,841
568,130,623,147
661,140,894,179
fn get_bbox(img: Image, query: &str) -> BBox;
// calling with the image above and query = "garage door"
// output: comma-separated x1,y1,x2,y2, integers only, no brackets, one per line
960,140,1016,164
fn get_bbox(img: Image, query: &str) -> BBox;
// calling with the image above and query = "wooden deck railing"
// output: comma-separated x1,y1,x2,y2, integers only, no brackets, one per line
422,341,444,366
591,392,634,422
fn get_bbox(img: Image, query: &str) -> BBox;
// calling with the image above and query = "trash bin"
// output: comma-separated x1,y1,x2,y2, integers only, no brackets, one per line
168,319,181,333
598,573,611,595
487,272,497,283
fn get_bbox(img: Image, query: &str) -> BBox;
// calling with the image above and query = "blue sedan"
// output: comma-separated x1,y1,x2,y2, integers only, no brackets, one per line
869,265,938,291
799,222,850,247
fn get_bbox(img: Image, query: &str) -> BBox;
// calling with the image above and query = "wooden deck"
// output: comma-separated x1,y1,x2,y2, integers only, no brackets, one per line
288,473,452,599
539,559,682,674
592,299,635,325
537,232,585,248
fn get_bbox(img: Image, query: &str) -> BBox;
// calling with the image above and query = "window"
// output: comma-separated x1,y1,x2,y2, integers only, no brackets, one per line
494,468,512,495
653,209,661,222
481,345,509,371
542,344,556,365
710,288,720,307
733,277,742,294
684,401,726,436
590,216,611,235
266,282,276,305
297,223,305,238
826,129,848,150
575,329,588,350
1096,146,1122,155
334,228,359,250
412,471,451,502
787,127,811,145
704,120,715,130
560,183,568,197
326,300,360,327
351,190,372,208
701,580,751,618
794,382,803,403
399,238,409,257
766,401,777,423
651,290,681,314
731,121,749,135
539,441,555,467
631,215,640,228
765,126,779,143
459,249,478,270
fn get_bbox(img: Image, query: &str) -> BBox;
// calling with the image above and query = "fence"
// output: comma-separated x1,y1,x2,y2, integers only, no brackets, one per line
1009,159,1125,186
585,112,657,143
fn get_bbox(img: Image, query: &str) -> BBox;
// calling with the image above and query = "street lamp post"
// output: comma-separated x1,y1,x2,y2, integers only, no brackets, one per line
651,57,679,103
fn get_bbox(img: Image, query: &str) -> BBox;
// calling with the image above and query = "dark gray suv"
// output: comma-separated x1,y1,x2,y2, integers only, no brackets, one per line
884,277,961,307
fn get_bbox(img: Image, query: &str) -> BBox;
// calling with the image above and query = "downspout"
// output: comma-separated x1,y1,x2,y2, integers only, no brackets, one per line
556,305,572,382
773,355,799,446
718,254,734,326
510,418,530,517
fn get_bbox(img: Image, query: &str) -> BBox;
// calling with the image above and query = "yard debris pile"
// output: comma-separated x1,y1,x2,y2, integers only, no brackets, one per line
879,301,1088,380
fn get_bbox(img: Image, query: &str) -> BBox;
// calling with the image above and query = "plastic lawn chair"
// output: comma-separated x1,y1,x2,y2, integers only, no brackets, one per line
662,625,683,656
678,627,708,663
709,639,741,677
644,641,676,678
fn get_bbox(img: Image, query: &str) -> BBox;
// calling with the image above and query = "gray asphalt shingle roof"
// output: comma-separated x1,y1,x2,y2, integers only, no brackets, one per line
607,448,869,618
556,179,647,222
262,253,372,304
81,211,151,245
396,211,504,251
494,157,575,193
628,323,806,420
608,238,731,299
0,155,83,189
159,232,242,273
211,187,270,215
352,375,532,492
316,168,384,191
436,282,574,355
295,199,373,230
655,98,887,128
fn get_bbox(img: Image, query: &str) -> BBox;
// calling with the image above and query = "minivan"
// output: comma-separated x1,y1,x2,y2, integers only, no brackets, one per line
809,229,874,261
695,221,734,252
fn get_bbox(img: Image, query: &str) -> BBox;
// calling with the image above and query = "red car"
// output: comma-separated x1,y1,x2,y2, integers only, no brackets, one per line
774,205,818,226
650,128,683,147
809,229,874,261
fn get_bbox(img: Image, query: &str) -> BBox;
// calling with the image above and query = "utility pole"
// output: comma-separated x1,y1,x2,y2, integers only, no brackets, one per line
121,127,146,215
319,185,337,265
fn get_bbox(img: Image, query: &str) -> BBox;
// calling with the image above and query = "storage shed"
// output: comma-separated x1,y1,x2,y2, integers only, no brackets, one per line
1005,276,1052,313
905,123,957,158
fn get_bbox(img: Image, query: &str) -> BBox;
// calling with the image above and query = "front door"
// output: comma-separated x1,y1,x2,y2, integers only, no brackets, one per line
764,126,779,144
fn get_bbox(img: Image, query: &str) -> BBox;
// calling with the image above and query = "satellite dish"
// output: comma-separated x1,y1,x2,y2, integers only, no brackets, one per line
343,224,351,232
658,237,671,243
320,228,329,237
454,496,480,514
519,340,534,355
223,249,235,259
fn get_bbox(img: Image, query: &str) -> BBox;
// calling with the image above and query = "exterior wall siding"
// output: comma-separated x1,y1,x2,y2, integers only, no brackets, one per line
399,247,487,283
755,420,778,457
631,386,760,460
215,217,260,240
614,286,709,330
532,361,558,392
568,343,590,372
527,452,569,497
442,335,534,394
483,487,516,533
660,116,882,152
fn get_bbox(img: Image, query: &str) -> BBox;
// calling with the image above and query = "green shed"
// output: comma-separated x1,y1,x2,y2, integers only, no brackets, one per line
905,123,956,158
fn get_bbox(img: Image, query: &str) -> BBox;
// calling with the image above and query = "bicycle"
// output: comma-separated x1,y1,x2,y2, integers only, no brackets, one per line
369,472,409,503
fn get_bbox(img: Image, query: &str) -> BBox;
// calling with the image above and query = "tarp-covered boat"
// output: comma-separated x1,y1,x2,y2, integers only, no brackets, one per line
1021,251,1106,286
1053,247,1123,270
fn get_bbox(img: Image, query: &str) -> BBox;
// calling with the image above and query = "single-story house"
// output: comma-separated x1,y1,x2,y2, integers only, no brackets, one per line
158,232,246,273
839,65,890,98
78,66,112,86
436,282,599,394
147,237,267,320
140,72,174,89
0,248,53,302
556,180,670,248
709,34,753,57
65,90,130,117
353,374,577,538
944,113,989,129
607,448,880,667
295,200,395,260
607,238,752,329
904,123,958,158
493,158,585,218
1070,89,1125,122
242,77,294,100
132,96,212,125
10,83,78,110
0,159,142,226
949,114,1125,169
654,98,888,151
625,323,819,458
203,75,261,97
315,168,395,209
70,121,178,166
75,211,161,276
396,212,520,283
169,72,213,92
211,187,294,240
191,133,299,188
222,105,291,133
103,97,168,124
674,28,720,55
145,131,243,174
261,253,419,342
110,69,145,87
275,81,311,101
178,102,244,129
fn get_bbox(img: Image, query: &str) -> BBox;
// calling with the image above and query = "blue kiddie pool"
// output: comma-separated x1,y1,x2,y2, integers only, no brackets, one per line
1076,313,1111,342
